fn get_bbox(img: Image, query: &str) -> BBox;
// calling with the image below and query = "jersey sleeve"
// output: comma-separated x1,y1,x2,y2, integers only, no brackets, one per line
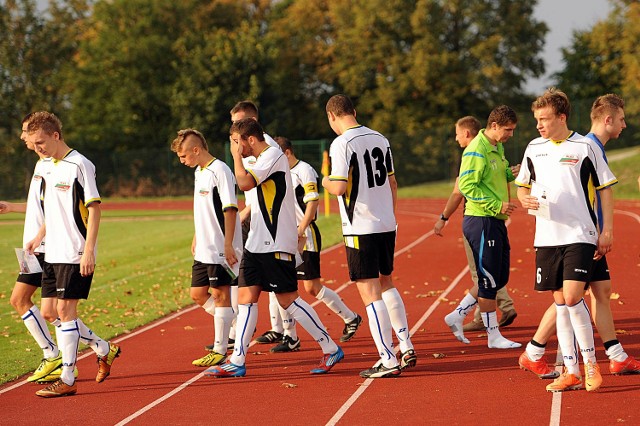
514,146,532,188
589,143,618,190
298,164,320,203
78,158,101,206
215,162,239,211
458,144,501,215
247,147,279,186
328,137,348,181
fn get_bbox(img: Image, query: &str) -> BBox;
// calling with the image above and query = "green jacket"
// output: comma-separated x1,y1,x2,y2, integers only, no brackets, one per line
458,129,514,220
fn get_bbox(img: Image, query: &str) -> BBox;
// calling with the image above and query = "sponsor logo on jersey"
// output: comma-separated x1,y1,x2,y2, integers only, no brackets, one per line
198,188,210,196
55,182,71,191
33,174,43,181
559,155,579,165
535,153,548,157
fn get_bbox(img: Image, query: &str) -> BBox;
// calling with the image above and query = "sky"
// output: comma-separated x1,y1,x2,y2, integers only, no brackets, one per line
527,0,613,93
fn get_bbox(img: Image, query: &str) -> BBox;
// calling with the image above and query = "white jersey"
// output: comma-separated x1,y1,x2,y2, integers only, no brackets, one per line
193,158,243,264
515,132,617,247
245,146,297,255
242,133,280,209
290,160,320,252
40,150,101,264
328,125,396,236
23,159,46,253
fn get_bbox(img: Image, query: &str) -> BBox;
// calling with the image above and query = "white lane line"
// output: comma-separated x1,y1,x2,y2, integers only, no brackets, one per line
326,266,469,426
113,232,434,425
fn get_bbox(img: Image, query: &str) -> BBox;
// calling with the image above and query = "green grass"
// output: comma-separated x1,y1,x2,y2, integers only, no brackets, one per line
0,211,341,384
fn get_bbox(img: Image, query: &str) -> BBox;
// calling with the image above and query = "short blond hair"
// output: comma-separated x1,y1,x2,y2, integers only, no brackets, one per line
590,94,624,121
26,111,63,138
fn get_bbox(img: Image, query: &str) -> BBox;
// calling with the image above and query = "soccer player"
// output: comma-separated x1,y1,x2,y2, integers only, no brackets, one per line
516,88,617,392
205,118,343,377
272,136,363,351
434,116,518,334
518,93,639,380
171,129,242,368
444,106,521,349
24,112,120,397
226,101,296,350
0,113,63,384
322,94,416,378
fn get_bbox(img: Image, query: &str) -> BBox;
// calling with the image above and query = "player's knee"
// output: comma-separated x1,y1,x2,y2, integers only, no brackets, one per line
477,287,498,300
590,281,611,301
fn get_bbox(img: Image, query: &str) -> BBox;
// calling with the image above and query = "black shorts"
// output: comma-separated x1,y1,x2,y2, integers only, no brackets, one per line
345,231,395,281
191,261,235,288
534,244,595,291
238,250,298,294
42,262,93,299
590,256,610,282
16,253,45,286
462,216,510,299
296,250,321,281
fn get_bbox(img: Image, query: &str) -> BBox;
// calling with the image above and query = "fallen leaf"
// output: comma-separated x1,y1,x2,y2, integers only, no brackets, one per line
282,382,297,388
184,326,194,330
432,353,446,359
610,293,620,300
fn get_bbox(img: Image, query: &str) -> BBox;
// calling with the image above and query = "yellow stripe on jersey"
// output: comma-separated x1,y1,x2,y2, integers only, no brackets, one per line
344,236,359,249
595,178,618,190
223,203,238,211
261,178,277,223
84,197,101,207
274,252,292,261
329,175,348,181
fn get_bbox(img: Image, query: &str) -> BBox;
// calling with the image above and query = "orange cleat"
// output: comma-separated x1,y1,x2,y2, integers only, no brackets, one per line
519,352,560,379
584,361,603,392
610,355,640,375
546,369,583,392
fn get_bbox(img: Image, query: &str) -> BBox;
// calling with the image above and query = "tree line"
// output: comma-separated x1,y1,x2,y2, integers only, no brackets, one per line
1,0,637,198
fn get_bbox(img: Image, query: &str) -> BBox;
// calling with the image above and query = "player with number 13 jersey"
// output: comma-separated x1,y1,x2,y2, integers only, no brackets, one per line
328,125,396,236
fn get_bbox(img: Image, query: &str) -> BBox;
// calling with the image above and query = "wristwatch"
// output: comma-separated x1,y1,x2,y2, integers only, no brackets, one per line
440,214,448,221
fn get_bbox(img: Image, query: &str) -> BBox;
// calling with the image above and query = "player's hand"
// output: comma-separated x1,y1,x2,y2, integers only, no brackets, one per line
0,201,11,214
224,244,238,266
596,230,613,259
510,164,521,176
80,250,96,276
434,220,445,236
297,234,307,253
519,195,538,210
501,202,517,216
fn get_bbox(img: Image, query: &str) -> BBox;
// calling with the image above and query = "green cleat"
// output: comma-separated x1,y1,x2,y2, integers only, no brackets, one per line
27,353,63,383
192,351,227,367
36,365,79,383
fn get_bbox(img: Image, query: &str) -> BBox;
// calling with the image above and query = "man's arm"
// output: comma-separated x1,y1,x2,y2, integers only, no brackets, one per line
389,174,398,215
596,187,614,258
322,176,347,196
223,208,239,266
80,203,101,276
434,178,464,236
0,201,27,214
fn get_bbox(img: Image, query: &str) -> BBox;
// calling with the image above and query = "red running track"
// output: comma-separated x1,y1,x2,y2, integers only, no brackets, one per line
1,199,639,425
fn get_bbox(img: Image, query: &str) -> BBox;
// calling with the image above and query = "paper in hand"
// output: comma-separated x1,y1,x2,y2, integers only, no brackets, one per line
15,248,42,274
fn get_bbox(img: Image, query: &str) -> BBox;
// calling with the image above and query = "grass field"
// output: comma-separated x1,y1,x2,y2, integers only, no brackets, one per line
0,147,637,384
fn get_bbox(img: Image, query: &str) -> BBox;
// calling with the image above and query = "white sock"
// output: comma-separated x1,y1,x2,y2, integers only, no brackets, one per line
213,307,234,354
316,286,356,322
453,292,478,317
51,318,61,327
526,341,546,362
286,297,338,354
21,306,58,359
382,287,413,352
229,303,258,366
229,286,238,340
202,296,216,316
366,300,398,368
555,304,580,375
567,299,597,365
268,292,284,334
483,311,521,349
76,318,110,356
56,320,80,385
605,343,628,363
279,304,298,340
